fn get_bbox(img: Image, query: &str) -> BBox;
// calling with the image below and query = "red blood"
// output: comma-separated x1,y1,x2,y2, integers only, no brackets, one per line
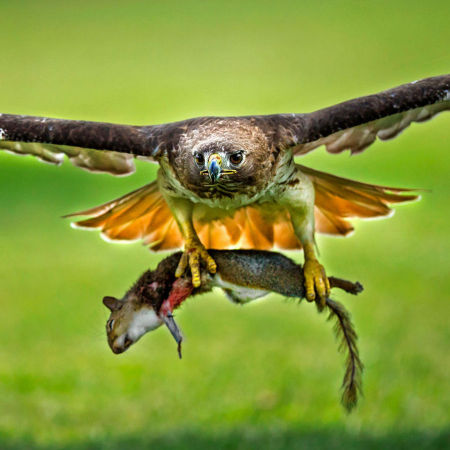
160,279,193,316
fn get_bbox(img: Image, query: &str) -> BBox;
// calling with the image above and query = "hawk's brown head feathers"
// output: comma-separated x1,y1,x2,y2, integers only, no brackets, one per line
167,119,278,199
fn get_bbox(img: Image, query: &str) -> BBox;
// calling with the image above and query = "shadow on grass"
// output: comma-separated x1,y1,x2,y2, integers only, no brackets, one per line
1,427,449,450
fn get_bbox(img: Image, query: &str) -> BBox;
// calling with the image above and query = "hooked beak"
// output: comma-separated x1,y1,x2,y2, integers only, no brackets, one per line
162,313,183,359
207,154,222,184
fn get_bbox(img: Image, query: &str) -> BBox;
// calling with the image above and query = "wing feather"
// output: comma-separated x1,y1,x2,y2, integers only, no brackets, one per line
0,114,196,175
314,207,354,236
2,76,448,176
253,74,449,156
68,165,417,251
301,165,420,238
294,101,448,156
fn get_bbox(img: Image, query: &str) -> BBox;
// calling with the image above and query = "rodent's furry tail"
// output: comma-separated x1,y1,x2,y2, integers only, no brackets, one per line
323,297,363,412
300,164,420,236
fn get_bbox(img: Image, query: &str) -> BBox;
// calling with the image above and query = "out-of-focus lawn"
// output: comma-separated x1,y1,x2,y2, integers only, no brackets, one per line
0,1,449,448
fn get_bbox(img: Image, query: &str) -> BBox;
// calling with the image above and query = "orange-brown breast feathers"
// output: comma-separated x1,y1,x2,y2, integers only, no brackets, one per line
68,183,302,251
69,166,419,251
196,207,302,250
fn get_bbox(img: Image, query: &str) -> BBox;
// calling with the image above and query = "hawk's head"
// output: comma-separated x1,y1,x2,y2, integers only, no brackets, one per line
193,141,248,185
174,120,277,197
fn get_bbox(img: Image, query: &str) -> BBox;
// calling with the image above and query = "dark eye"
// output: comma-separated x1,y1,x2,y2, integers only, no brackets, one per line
107,319,115,332
229,151,244,166
194,152,205,167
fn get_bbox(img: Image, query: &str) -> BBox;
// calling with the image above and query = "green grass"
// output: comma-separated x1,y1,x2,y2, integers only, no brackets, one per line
0,1,449,448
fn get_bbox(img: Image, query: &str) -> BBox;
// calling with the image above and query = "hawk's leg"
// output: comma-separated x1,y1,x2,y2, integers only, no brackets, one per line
283,168,330,305
175,221,217,287
164,196,216,287
302,241,331,305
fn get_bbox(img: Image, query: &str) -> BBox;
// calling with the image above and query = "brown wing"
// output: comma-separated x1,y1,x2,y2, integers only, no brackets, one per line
252,74,449,155
2,75,447,175
0,114,205,175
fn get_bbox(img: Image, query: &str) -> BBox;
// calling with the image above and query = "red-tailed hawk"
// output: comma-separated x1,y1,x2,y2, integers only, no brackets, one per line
1,75,448,303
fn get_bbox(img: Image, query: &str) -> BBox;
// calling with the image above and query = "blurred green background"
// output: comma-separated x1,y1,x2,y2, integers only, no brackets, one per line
0,1,449,448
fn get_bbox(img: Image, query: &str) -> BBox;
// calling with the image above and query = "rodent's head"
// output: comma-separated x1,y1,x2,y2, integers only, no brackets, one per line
103,295,163,354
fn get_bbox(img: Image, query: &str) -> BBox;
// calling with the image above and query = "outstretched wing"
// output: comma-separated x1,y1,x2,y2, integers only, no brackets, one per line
0,114,195,175
2,75,448,174
254,74,449,155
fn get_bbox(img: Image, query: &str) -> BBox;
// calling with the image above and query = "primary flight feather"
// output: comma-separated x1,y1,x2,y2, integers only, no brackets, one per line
1,74,448,301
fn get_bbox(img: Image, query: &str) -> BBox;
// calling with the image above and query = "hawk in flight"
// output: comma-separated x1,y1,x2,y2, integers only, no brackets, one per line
1,75,449,303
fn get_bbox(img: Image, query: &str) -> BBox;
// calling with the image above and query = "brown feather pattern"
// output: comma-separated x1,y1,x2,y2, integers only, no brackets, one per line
302,165,420,237
68,164,418,250
1,75,447,176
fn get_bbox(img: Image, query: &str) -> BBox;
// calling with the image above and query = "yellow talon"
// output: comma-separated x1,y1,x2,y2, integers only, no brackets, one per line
303,258,330,307
175,236,216,287
175,252,188,278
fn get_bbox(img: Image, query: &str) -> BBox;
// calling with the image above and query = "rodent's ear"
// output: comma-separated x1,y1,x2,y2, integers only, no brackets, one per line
103,296,122,311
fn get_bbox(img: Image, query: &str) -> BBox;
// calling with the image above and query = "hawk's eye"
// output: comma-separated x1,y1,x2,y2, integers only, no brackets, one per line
194,153,205,167
229,151,244,166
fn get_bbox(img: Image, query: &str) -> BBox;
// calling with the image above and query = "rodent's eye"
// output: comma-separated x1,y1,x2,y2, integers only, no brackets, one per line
229,151,244,166
194,152,205,168
107,319,115,332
